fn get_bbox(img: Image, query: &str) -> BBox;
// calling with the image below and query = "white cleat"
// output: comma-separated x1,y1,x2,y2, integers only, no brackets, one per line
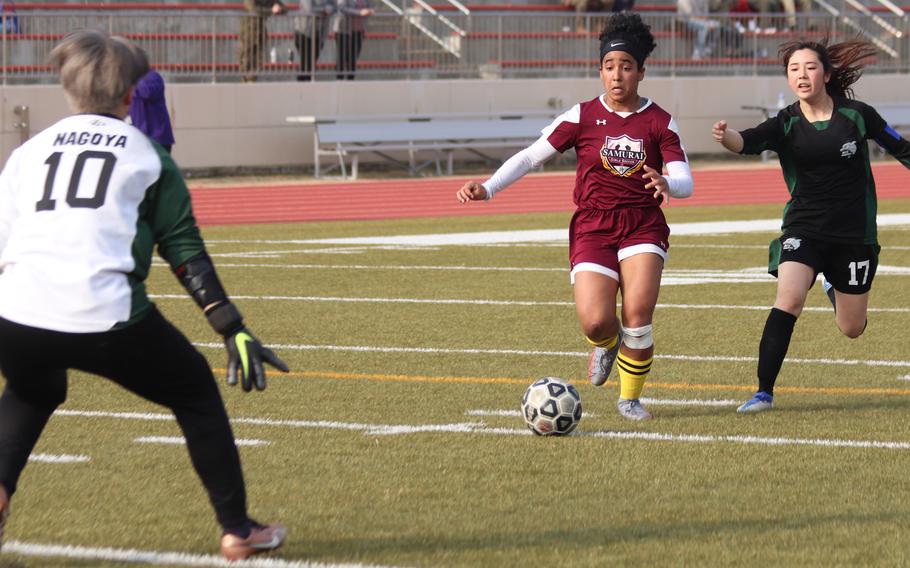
588,333,622,386
617,398,652,421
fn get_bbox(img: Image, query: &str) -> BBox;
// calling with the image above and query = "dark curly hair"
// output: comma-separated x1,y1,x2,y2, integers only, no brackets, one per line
779,38,878,99
598,12,657,68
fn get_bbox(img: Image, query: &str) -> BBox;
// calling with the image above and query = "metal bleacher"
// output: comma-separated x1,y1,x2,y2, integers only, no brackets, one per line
1,0,908,82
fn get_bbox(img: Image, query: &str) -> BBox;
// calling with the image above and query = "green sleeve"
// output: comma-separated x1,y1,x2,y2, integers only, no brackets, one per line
147,145,206,270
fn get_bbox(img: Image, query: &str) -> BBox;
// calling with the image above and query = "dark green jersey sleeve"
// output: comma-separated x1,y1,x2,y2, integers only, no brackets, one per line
862,102,910,169
147,145,205,270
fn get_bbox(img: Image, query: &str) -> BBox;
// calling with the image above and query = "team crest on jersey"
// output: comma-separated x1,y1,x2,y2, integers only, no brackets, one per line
840,140,857,158
782,237,802,251
600,135,647,177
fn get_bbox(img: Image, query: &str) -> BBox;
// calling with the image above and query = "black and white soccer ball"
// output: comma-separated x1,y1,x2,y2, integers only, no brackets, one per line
521,377,582,436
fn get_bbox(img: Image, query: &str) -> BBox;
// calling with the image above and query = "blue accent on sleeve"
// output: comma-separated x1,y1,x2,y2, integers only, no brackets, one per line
884,124,901,140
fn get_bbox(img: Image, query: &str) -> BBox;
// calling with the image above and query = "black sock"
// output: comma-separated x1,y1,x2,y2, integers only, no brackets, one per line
826,285,836,312
757,308,797,396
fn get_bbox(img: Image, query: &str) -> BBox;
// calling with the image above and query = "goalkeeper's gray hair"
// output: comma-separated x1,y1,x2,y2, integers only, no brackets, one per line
49,29,149,115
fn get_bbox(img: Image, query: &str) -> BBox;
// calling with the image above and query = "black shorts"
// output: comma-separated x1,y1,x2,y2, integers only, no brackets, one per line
768,233,880,294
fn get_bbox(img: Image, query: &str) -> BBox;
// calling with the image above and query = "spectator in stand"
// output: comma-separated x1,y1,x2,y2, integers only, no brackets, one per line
295,0,336,81
678,0,718,60
780,0,811,30
333,0,373,80
563,0,604,34
611,0,635,11
128,69,175,153
239,0,287,82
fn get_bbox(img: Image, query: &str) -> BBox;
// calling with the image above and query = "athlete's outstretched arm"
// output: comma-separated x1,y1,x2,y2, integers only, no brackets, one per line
456,135,558,203
175,252,289,392
872,123,910,169
712,120,744,153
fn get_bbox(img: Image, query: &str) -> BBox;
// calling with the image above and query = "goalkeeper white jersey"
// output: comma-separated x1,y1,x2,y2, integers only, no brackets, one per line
0,113,205,333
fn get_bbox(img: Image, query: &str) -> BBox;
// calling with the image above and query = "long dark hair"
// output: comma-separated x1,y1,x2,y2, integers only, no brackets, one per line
779,38,878,99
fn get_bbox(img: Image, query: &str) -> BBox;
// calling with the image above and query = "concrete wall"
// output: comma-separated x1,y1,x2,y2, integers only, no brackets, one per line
2,74,908,170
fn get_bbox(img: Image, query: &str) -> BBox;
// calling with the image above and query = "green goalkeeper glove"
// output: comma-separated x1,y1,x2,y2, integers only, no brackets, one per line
224,327,290,392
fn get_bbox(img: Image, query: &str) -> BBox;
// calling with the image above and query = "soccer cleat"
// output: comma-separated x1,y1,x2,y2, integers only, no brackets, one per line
0,484,8,552
617,398,652,421
220,522,287,561
588,333,622,386
737,391,773,413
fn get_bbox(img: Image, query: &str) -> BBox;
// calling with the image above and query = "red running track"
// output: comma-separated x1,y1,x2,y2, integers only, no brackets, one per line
189,163,910,226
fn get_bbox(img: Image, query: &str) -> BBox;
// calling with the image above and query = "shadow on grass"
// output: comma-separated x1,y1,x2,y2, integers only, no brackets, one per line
295,510,904,561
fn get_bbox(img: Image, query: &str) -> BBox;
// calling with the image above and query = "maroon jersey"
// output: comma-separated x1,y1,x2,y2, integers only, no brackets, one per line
545,96,687,211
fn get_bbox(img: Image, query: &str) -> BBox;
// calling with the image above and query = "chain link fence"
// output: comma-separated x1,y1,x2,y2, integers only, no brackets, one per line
0,9,906,83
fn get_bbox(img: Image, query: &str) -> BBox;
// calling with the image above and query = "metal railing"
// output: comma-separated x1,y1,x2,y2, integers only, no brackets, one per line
0,10,907,83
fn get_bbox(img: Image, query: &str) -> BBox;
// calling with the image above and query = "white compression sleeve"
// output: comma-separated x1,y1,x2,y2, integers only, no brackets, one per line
665,160,694,199
481,136,559,200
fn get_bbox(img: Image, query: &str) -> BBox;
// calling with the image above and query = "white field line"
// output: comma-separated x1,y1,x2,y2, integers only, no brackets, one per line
639,397,740,406
134,436,270,447
899,375,910,381
201,215,910,247
1,540,403,568
467,409,598,418
152,262,910,282
468,399,739,417
49,408,910,451
161,263,566,272
150,294,910,313
28,453,90,464
190,341,910,369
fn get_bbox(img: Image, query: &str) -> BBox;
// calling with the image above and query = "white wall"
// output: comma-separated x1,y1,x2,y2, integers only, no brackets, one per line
2,74,907,169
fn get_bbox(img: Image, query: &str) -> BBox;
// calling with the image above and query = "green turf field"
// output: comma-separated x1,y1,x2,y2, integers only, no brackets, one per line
3,200,910,567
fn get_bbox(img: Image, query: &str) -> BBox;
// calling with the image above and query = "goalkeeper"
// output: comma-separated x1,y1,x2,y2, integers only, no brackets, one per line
0,30,288,560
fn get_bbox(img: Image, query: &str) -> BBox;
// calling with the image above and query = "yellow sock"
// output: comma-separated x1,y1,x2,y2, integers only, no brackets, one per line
585,334,618,350
618,353,653,400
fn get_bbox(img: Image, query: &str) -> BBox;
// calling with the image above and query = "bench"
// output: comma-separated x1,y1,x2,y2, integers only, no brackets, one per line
286,111,556,179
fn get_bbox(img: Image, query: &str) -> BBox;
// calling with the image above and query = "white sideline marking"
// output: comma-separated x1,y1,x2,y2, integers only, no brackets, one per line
467,409,598,418
639,397,740,407
201,215,910,247
28,453,90,464
468,399,737,417
191,342,910,369
182,263,566,272
52,408,910,450
134,436,270,447
151,294,910,313
899,375,910,381
1,540,403,567
56,409,174,421
581,430,910,450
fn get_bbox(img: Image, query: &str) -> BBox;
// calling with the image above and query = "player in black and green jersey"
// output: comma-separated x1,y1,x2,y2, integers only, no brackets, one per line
0,31,289,560
712,38,910,413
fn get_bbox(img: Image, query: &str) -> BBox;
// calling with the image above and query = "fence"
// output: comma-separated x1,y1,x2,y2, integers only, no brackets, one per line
0,8,907,83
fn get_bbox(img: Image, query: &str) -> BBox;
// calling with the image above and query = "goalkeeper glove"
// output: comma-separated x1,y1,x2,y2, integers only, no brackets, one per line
224,327,290,392
206,302,289,392
175,253,289,391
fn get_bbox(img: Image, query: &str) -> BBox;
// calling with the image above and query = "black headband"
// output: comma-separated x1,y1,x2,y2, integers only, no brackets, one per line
600,37,646,68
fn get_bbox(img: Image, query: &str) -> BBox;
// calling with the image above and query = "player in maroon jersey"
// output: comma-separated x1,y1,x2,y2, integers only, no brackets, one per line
456,12,694,421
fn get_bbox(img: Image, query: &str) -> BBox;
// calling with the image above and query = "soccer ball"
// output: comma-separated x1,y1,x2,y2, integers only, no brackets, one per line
521,377,582,436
